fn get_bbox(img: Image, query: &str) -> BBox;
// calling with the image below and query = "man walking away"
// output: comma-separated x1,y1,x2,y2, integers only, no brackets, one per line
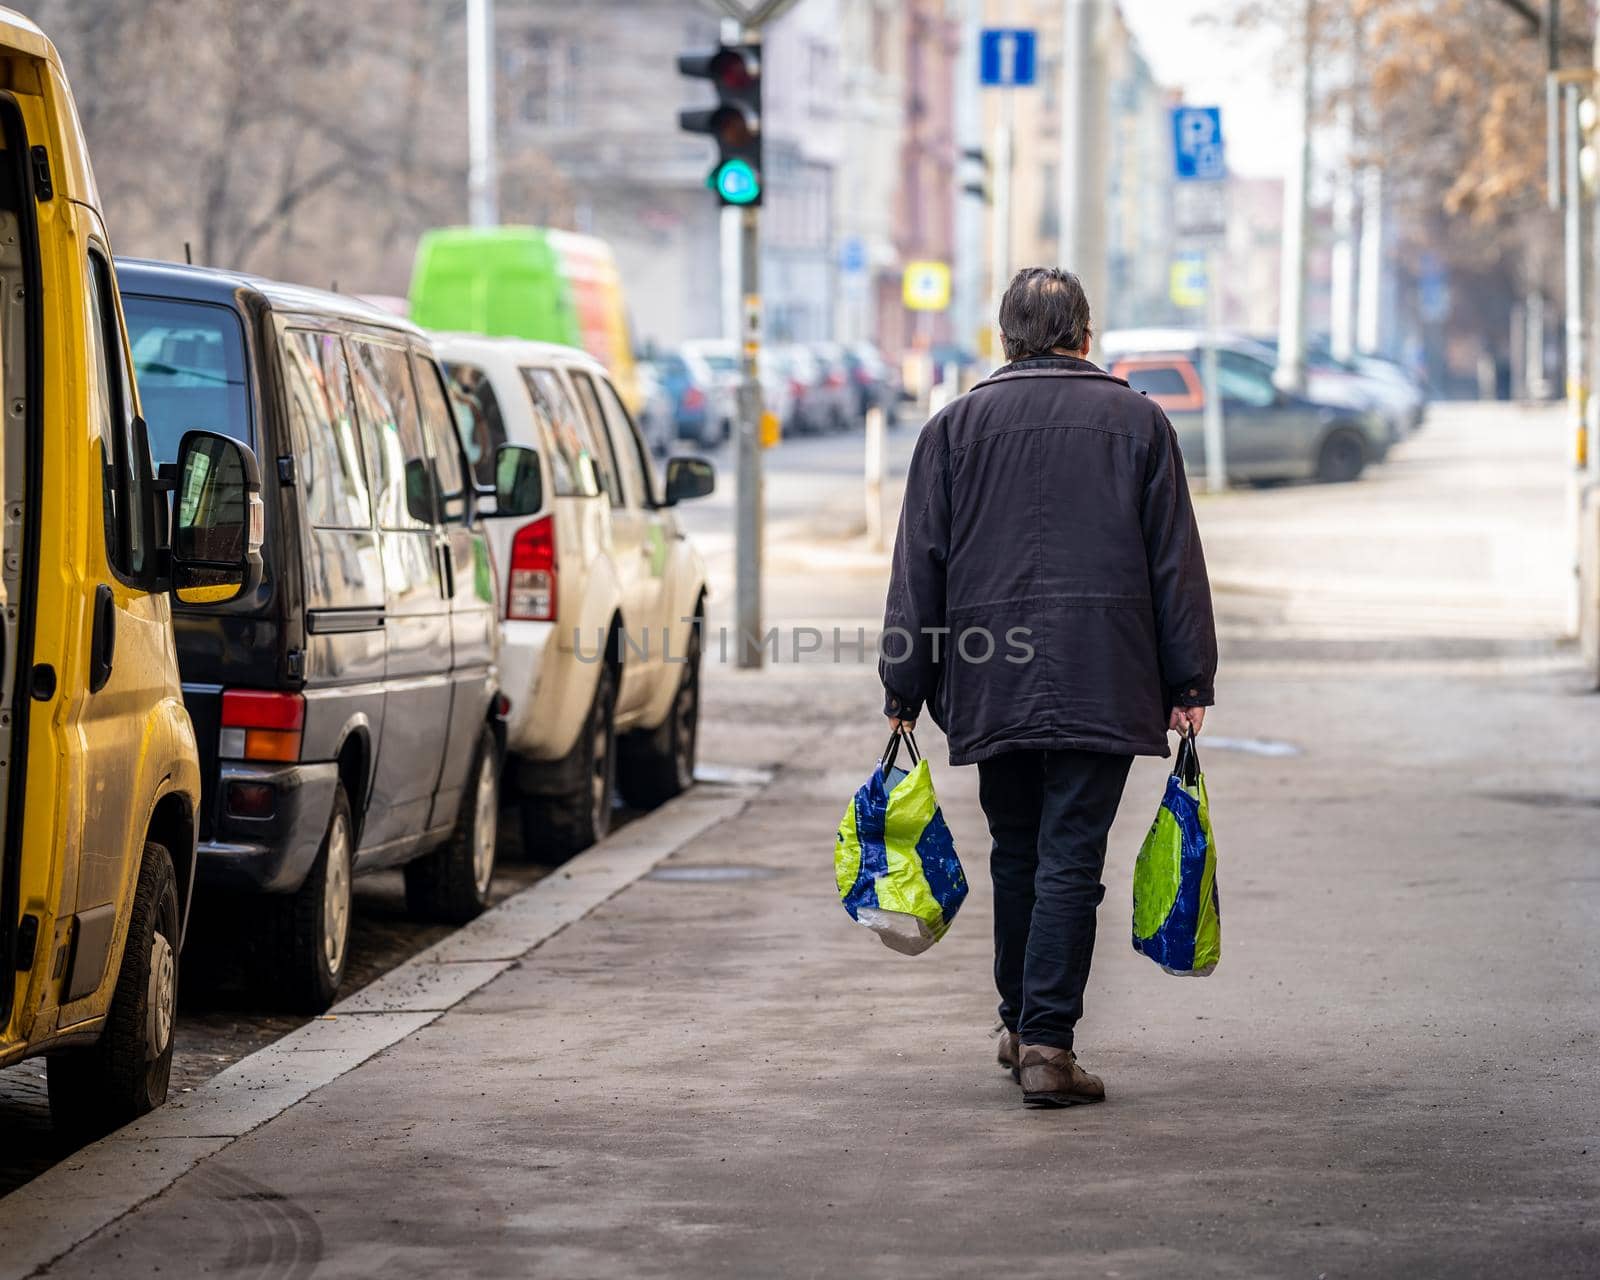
879,267,1217,1108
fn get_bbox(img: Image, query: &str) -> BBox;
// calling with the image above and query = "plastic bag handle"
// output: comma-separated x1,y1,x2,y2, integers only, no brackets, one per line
881,726,921,773
1172,728,1201,788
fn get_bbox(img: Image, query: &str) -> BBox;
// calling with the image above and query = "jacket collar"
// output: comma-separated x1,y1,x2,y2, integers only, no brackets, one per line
971,353,1129,393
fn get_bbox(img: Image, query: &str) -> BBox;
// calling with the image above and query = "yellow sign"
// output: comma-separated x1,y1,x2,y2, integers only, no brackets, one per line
903,260,952,312
1169,255,1208,309
760,409,781,449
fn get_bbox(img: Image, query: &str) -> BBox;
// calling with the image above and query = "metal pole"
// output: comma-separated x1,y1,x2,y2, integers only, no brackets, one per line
1563,83,1585,635
990,99,1013,363
1201,249,1227,492
1356,165,1384,354
467,0,498,228
1060,0,1108,359
1329,101,1358,364
864,406,887,552
1275,0,1313,393
735,182,765,668
1547,0,1562,211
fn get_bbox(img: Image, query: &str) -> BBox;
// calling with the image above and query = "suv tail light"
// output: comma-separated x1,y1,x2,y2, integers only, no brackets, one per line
508,516,557,621
220,690,304,763
683,386,706,412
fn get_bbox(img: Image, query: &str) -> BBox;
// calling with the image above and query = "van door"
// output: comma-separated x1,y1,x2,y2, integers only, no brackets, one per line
411,350,495,827
574,369,670,710
55,236,173,1023
347,336,452,857
568,368,659,714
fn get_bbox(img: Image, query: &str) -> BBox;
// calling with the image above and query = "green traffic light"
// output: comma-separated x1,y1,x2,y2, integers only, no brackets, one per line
711,158,761,205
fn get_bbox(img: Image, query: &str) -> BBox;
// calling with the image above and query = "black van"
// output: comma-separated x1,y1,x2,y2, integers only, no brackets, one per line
116,260,541,1012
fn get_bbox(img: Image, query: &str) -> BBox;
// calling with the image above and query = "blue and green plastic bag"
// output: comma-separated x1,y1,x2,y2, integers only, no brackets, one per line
835,729,967,955
1132,732,1221,976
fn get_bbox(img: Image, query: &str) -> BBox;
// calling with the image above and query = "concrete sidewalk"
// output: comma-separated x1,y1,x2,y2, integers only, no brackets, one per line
8,652,1596,1277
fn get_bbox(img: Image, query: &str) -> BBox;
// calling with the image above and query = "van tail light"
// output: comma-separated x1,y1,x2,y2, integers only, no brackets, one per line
683,386,706,412
219,690,304,763
507,516,557,621
826,370,845,389
789,378,806,399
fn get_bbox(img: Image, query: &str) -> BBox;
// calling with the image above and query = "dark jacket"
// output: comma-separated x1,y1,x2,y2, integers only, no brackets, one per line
880,355,1217,764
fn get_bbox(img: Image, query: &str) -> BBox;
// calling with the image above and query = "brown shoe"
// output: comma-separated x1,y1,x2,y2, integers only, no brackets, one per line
996,1028,1019,1080
1017,1044,1106,1107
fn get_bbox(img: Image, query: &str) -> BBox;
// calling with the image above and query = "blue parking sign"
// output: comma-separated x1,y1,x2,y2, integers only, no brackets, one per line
1171,106,1226,182
980,29,1037,87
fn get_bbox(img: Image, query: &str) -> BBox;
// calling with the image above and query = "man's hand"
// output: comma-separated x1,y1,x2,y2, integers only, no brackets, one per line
887,716,917,733
1169,706,1206,736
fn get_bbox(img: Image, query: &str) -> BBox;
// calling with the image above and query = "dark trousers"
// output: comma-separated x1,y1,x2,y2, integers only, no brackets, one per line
976,748,1134,1051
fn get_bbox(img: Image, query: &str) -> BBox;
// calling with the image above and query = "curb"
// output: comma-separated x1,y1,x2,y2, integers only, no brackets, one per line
0,781,762,1278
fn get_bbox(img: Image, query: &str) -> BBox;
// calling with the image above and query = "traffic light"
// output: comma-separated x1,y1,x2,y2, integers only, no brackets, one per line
678,44,762,207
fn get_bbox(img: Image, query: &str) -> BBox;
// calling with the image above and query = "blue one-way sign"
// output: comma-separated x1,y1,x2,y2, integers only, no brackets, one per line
980,29,1037,87
1171,105,1226,182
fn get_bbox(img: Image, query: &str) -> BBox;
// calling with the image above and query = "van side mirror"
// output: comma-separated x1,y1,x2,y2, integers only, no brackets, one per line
170,430,264,605
489,443,543,517
663,456,715,505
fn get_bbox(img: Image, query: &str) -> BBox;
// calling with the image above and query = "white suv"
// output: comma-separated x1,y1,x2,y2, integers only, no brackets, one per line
435,336,714,860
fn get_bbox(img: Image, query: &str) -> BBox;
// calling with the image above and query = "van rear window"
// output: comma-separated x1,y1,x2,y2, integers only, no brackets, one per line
123,295,251,463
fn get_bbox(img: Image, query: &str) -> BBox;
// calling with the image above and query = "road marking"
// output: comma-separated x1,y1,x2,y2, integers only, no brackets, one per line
0,785,757,1279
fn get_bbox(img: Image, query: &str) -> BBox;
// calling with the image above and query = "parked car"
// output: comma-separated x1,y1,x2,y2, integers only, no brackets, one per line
844,341,900,421
1253,333,1424,441
118,259,539,1014
809,341,860,431
654,346,737,448
0,14,265,1137
1102,331,1390,484
634,359,677,457
673,339,795,442
771,344,832,436
435,335,714,861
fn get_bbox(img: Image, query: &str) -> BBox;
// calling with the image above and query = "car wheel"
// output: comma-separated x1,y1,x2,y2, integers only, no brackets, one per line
522,662,617,863
1316,430,1366,483
275,785,353,1014
48,842,180,1138
405,725,500,923
619,620,702,809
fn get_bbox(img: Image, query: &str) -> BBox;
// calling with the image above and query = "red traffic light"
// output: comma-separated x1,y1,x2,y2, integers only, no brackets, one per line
709,47,757,93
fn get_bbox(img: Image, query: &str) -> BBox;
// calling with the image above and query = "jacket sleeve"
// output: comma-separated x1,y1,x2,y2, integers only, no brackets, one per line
879,419,952,720
1140,411,1218,708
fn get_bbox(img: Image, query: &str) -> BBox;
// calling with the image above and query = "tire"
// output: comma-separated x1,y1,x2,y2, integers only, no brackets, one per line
274,785,354,1014
1316,430,1366,483
405,725,500,923
619,621,702,809
48,842,180,1138
521,662,617,863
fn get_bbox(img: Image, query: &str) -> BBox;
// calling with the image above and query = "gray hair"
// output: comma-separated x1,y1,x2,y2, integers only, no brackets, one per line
999,267,1092,362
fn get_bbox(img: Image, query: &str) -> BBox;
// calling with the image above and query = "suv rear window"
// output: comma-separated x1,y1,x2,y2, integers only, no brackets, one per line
124,294,251,464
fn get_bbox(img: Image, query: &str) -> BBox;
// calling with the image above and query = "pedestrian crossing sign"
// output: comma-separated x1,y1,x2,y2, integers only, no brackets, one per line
903,261,951,312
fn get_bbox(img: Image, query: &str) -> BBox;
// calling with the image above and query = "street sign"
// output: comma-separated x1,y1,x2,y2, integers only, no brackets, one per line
1174,181,1227,241
903,261,951,312
1170,253,1208,309
1171,105,1226,182
979,29,1037,87
699,0,803,27
839,236,866,275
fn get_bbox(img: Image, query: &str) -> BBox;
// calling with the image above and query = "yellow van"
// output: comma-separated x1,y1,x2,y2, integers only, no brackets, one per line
0,12,263,1135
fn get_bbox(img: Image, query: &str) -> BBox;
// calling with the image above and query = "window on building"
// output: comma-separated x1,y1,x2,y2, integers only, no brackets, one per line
511,30,580,127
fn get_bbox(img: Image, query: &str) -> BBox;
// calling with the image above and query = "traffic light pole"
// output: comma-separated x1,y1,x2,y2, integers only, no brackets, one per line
736,197,765,669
